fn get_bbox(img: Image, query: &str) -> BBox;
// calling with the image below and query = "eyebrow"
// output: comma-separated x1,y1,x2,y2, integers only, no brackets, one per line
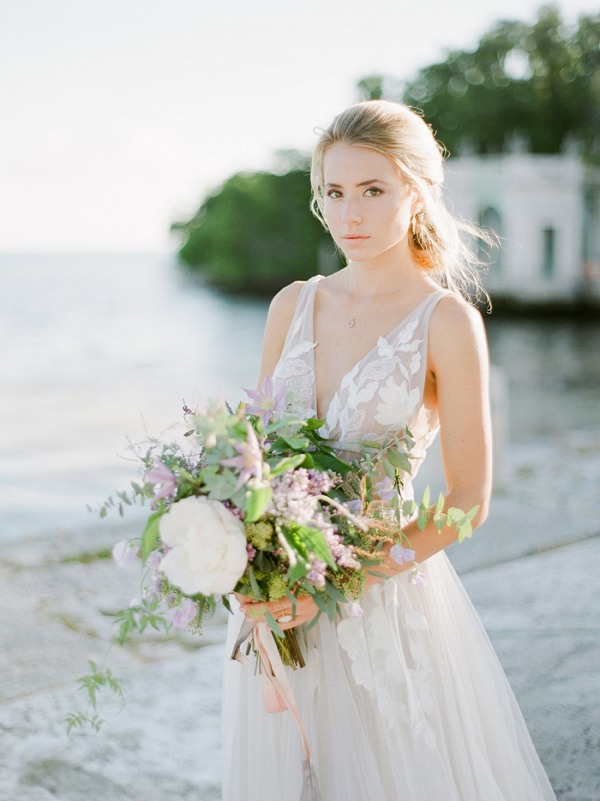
325,179,389,188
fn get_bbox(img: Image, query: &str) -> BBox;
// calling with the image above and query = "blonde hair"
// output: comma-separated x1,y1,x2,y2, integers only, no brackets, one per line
311,100,492,303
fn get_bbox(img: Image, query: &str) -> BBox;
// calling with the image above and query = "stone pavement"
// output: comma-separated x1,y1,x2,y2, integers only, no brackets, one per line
0,431,599,801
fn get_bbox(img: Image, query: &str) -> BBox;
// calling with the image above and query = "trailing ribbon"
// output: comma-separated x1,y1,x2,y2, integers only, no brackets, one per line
230,617,322,801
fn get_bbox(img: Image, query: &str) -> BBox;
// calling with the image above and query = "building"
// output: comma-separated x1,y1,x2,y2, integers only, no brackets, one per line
444,150,600,307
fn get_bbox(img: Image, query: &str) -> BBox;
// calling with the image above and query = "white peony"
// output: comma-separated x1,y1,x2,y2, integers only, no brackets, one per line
158,497,248,596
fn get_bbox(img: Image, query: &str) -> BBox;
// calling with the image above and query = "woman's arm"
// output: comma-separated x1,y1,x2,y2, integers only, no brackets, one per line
365,295,493,586
255,281,304,386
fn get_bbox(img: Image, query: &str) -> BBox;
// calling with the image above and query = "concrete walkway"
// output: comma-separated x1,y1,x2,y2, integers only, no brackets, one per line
1,431,599,801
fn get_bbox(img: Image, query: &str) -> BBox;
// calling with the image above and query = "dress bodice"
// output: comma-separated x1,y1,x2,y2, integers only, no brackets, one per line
272,274,449,485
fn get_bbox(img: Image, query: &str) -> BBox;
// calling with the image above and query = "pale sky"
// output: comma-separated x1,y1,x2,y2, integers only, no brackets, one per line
2,0,598,252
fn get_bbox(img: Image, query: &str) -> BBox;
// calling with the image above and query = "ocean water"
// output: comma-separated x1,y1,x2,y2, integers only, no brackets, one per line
2,253,599,542
1,253,268,540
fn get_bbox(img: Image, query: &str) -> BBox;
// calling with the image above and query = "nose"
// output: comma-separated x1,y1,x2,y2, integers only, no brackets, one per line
341,197,362,225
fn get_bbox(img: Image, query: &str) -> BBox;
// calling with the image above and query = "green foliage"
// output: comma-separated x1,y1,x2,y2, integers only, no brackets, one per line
362,6,600,159
172,167,341,294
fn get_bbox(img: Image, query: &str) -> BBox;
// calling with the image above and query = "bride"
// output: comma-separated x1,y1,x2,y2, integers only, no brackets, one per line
221,100,556,800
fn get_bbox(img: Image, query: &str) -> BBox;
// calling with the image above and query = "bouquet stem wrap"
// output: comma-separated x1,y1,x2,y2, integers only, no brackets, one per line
231,618,322,801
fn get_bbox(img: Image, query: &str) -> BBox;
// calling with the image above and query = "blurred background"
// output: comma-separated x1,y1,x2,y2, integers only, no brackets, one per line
1,2,600,800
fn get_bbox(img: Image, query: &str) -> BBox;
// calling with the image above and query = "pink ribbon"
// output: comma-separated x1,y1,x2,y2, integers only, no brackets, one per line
231,618,322,801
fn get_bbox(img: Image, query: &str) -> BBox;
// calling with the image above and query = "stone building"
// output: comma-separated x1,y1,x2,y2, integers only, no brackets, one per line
444,150,600,306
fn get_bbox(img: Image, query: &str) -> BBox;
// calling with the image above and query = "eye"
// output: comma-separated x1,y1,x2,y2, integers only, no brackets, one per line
364,187,382,196
326,189,342,199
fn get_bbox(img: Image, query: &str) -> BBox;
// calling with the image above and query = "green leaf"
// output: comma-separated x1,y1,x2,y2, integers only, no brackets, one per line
304,609,322,632
285,588,298,619
417,507,428,531
245,486,273,523
295,525,336,569
387,448,411,472
366,570,389,579
247,565,265,600
434,492,444,515
288,560,310,584
269,454,306,478
466,504,480,521
324,580,347,603
141,508,164,562
326,594,337,622
281,435,310,451
302,418,326,430
456,518,473,542
420,485,431,509
309,452,352,474
312,593,328,614
402,499,418,516
264,609,285,637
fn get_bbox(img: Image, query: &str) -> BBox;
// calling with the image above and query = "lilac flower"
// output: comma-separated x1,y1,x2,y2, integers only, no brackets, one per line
112,539,139,567
246,543,257,561
348,601,364,619
221,422,263,490
390,545,416,565
306,557,327,588
145,459,177,500
409,569,428,588
376,476,397,502
243,374,288,425
168,597,198,628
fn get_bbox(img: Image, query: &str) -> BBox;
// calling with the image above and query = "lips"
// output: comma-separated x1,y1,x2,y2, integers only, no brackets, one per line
342,234,369,240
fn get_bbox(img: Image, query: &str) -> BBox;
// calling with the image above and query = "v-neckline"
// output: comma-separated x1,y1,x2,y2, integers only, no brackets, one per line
310,276,443,421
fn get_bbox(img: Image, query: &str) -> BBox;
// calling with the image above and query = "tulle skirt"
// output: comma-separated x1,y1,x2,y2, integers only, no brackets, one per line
221,551,556,801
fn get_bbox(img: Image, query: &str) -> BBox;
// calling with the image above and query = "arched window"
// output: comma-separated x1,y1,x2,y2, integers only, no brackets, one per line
478,207,502,270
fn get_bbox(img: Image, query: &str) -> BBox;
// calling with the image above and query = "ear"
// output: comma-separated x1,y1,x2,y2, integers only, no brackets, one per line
410,193,424,217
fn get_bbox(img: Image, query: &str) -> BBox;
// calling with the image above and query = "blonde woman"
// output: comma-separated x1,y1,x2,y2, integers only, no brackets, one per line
222,100,556,801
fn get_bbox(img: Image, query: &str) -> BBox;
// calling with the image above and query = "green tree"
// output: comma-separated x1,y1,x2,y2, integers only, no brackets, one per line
171,167,339,295
361,5,600,158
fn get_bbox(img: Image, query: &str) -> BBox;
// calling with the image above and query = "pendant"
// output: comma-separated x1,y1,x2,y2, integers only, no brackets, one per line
347,318,355,328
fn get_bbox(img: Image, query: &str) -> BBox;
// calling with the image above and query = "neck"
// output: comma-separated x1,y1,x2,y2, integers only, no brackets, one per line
346,243,430,299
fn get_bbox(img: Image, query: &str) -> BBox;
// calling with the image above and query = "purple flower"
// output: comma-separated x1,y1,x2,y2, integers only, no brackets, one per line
409,569,428,588
348,601,364,619
246,543,257,560
243,375,288,425
145,549,164,572
221,422,263,490
168,597,198,627
345,499,362,514
375,476,396,502
390,545,416,565
145,459,177,500
112,539,139,567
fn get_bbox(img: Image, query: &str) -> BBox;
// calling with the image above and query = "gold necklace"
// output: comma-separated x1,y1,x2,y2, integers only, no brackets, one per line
345,269,401,328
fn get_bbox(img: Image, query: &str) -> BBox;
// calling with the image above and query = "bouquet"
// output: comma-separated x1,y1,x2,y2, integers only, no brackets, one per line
69,378,477,795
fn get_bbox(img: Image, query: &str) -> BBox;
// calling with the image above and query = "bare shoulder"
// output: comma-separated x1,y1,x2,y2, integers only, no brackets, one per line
268,280,305,320
257,279,309,383
429,292,488,370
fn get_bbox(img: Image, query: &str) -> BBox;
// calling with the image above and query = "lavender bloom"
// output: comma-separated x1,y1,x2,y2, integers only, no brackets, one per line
409,569,428,588
168,597,198,628
270,469,319,524
390,545,416,565
348,601,364,619
376,476,397,502
145,459,178,500
243,374,288,425
246,543,257,560
221,422,263,490
112,539,139,567
345,499,362,514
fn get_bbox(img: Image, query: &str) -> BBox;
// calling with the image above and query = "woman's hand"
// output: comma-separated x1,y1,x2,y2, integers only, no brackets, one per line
233,591,320,630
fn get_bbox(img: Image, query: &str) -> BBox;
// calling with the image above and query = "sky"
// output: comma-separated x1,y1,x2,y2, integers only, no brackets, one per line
2,0,599,252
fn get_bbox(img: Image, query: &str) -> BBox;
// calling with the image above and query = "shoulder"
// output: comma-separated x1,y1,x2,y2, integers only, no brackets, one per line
429,292,488,372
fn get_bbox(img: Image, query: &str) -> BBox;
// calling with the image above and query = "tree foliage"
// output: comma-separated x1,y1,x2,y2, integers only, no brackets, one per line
171,166,339,295
360,5,600,158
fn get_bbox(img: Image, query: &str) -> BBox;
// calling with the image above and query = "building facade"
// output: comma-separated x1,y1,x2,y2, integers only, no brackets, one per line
444,152,600,306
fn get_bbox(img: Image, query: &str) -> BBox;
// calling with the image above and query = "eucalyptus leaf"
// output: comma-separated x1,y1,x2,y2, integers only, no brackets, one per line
141,509,164,562
304,609,322,632
245,486,273,523
264,609,285,637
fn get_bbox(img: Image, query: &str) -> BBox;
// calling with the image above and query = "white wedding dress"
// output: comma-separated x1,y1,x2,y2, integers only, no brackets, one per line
221,275,556,801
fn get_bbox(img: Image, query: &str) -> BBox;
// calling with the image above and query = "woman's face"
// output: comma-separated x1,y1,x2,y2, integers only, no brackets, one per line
322,143,420,264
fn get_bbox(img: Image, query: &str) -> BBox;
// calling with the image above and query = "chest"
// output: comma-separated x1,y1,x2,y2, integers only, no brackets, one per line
312,291,436,421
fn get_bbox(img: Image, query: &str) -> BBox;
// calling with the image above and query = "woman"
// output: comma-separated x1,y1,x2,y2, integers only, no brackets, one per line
221,100,556,800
